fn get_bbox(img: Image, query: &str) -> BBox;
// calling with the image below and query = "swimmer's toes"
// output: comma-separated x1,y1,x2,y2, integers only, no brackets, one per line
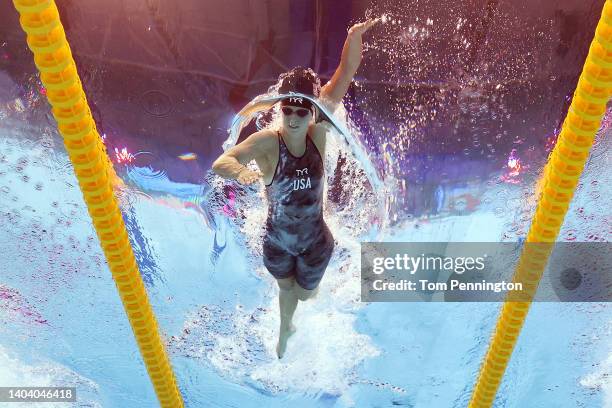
276,325,296,359
276,341,286,359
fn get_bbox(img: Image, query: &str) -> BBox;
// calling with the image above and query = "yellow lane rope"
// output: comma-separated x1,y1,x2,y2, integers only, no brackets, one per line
11,1,184,406
469,1,612,406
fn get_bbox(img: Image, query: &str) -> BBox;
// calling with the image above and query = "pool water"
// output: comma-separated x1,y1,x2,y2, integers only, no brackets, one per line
0,117,610,407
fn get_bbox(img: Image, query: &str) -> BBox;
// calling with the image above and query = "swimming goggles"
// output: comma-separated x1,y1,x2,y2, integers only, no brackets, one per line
281,106,311,117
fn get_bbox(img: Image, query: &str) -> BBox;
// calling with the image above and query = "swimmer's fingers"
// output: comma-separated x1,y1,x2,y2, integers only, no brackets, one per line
253,171,264,184
349,18,381,35
238,175,255,185
364,17,382,30
237,169,263,185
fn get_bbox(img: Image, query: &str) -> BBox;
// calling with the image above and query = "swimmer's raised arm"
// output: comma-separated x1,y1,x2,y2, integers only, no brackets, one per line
319,18,380,111
211,131,268,185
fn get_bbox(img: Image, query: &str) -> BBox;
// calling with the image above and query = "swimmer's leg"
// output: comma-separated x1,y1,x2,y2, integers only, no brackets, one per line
276,277,297,359
293,284,320,301
263,241,298,358
294,227,335,301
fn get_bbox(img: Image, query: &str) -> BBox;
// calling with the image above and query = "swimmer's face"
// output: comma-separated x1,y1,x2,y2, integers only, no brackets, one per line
281,105,313,134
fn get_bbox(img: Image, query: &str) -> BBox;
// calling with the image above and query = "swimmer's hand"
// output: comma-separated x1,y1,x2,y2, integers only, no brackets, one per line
348,18,381,36
344,18,381,67
319,17,381,111
237,168,262,185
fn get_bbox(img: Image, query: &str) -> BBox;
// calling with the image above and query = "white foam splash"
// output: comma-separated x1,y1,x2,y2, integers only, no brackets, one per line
166,201,383,399
580,351,612,408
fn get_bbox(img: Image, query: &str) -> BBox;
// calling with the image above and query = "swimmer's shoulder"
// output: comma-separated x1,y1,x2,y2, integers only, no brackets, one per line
309,122,330,157
313,99,335,132
310,120,332,139
247,128,278,157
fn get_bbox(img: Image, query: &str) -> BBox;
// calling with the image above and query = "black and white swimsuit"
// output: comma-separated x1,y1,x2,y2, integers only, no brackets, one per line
262,130,335,290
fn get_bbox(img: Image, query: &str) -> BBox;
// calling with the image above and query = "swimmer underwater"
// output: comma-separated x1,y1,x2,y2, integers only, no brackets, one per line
212,18,379,359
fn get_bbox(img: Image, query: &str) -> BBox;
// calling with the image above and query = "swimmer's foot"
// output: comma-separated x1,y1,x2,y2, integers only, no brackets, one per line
276,323,297,359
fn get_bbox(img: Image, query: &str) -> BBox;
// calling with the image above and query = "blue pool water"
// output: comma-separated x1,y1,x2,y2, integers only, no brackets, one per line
0,115,610,407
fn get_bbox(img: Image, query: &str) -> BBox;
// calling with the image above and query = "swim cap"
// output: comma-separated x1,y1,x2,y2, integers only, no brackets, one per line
278,67,321,98
280,95,313,110
277,67,320,112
